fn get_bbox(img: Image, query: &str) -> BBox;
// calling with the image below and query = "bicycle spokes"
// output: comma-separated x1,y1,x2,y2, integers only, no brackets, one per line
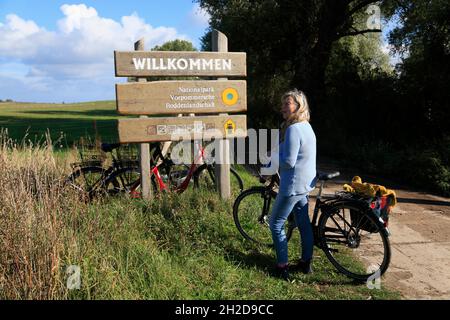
233,188,274,246
319,204,390,281
233,187,294,248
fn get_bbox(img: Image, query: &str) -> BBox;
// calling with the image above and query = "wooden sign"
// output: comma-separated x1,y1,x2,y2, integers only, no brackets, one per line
118,115,247,143
114,51,247,77
116,80,246,115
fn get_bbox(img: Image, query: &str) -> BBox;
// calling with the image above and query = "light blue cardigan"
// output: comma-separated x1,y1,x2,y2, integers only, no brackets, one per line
279,121,317,196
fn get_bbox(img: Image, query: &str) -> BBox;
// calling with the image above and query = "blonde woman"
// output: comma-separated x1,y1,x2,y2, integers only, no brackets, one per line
269,89,317,281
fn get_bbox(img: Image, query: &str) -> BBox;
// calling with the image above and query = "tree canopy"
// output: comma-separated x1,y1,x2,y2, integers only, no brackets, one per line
385,0,450,138
152,39,198,52
197,0,388,127
195,0,450,195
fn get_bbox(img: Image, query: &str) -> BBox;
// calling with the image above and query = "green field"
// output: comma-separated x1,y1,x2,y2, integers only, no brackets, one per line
0,101,120,145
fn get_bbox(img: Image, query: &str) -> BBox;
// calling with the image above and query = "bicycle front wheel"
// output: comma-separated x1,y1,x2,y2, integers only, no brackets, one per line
233,187,293,247
65,166,107,200
318,201,391,282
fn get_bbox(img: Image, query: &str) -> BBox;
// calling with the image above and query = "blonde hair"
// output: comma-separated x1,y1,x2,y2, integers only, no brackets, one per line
280,89,310,140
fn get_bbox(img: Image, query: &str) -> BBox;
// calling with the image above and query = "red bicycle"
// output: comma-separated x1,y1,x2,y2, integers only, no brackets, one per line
102,141,244,198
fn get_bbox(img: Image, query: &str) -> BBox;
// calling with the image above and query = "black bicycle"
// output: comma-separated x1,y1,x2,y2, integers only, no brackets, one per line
65,143,142,200
233,171,391,282
66,142,243,199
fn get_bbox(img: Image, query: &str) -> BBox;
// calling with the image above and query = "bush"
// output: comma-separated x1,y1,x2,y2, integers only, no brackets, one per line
405,150,450,196
325,136,450,197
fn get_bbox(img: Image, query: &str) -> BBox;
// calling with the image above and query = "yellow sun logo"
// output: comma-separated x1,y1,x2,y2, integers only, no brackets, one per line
222,88,239,106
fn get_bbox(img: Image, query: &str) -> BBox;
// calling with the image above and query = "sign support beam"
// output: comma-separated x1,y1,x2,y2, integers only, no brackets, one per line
134,39,152,201
212,29,231,200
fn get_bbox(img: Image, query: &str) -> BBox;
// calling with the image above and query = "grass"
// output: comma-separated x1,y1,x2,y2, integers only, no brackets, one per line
0,134,401,300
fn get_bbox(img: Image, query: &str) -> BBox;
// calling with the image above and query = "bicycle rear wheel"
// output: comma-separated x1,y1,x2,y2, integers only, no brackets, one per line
318,201,391,282
194,164,244,198
233,187,293,247
104,167,158,197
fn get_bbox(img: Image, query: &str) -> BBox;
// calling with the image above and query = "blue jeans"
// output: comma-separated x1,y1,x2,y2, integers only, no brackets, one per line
269,193,314,265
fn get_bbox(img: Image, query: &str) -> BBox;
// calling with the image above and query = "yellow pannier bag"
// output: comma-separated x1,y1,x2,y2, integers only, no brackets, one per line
343,176,397,230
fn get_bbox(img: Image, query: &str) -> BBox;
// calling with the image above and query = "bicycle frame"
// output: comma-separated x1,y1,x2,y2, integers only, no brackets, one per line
129,140,208,196
259,175,357,246
311,180,325,227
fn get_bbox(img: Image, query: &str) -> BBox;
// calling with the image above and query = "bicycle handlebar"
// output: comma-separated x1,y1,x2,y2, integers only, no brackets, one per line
258,170,339,188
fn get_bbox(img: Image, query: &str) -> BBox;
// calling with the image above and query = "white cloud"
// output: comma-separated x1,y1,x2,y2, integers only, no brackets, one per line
58,3,98,33
188,3,210,28
0,4,190,102
0,14,55,60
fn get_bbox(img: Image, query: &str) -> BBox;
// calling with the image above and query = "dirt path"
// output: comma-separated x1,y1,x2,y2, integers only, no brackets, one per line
318,164,450,300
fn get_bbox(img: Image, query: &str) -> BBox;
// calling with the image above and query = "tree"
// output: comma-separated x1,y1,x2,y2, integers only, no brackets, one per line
195,0,450,195
152,39,197,81
152,39,198,52
384,0,450,138
196,0,385,127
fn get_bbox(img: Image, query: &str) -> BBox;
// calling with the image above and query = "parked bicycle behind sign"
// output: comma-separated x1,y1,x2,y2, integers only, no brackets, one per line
65,140,244,200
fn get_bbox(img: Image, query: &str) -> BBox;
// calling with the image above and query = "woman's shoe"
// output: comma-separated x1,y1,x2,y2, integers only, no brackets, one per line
275,265,290,281
289,259,313,274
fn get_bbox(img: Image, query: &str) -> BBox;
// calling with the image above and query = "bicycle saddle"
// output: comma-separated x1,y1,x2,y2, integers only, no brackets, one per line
317,171,340,181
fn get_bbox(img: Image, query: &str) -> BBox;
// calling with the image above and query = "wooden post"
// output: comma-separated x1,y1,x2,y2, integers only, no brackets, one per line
134,39,152,200
212,30,231,199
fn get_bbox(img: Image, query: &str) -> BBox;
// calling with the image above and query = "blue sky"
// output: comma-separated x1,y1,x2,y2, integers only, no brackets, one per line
0,1,210,102
0,0,208,47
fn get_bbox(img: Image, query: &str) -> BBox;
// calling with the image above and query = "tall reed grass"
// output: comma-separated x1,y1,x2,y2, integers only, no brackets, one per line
0,130,83,299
